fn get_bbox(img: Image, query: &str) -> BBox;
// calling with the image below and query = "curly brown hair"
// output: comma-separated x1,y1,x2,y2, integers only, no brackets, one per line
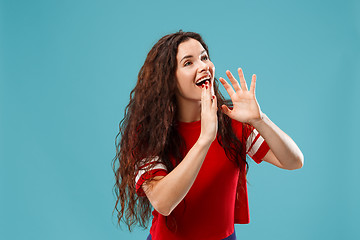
112,30,251,231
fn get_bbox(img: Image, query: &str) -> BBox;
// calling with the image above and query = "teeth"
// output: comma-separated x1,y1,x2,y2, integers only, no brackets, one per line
196,77,211,84
196,77,211,86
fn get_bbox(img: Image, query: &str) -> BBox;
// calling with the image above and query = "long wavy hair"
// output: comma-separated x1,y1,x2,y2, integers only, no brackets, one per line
112,30,252,231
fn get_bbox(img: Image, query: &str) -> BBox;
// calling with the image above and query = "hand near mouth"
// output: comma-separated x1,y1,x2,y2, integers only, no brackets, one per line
199,81,218,144
219,68,263,125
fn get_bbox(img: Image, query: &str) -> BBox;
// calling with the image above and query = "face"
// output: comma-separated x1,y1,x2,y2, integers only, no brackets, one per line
175,38,215,103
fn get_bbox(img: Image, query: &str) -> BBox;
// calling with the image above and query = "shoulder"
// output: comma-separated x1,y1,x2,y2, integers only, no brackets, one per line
230,118,242,130
230,119,253,138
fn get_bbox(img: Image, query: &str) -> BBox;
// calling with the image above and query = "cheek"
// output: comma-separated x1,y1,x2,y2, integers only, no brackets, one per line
176,76,192,94
210,63,215,75
177,70,195,85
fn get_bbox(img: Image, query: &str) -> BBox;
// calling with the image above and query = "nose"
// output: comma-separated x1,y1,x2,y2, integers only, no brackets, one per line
197,60,209,73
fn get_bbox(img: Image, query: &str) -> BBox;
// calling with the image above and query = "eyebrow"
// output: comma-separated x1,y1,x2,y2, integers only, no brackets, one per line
180,50,207,63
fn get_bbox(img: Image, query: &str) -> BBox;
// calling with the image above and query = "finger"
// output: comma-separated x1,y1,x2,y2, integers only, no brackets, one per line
201,83,206,112
212,95,217,111
250,74,256,94
221,104,232,118
238,68,248,91
219,77,236,96
205,80,211,100
226,70,241,92
205,81,211,97
203,81,211,108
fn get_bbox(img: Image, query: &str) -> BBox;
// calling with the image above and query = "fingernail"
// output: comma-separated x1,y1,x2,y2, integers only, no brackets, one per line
212,96,215,99
202,84,204,88
206,86,208,89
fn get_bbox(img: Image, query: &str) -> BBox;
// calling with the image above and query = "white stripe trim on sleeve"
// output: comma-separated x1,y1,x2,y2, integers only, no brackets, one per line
246,129,258,152
135,157,167,184
246,129,265,157
248,136,264,157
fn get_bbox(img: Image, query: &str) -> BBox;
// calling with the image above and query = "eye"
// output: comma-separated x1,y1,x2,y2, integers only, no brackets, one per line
184,61,192,66
201,55,209,61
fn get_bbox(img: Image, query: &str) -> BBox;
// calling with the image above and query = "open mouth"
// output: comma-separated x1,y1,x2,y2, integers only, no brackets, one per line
195,77,211,86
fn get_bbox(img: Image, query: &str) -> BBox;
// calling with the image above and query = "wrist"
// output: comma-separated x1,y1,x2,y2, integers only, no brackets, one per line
197,135,214,147
249,112,267,128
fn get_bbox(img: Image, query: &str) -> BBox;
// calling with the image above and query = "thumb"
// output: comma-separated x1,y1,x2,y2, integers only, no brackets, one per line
221,105,232,117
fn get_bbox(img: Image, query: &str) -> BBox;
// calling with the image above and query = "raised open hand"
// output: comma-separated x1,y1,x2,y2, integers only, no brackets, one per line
219,68,262,124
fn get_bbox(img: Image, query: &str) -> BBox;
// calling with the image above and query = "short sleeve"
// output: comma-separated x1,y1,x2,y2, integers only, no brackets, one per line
245,126,270,164
232,119,270,164
135,156,168,196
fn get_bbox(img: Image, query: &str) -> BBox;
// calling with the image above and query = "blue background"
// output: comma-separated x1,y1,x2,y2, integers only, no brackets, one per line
1,0,359,239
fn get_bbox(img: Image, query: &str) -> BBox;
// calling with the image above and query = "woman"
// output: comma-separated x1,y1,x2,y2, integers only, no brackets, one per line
113,30,304,240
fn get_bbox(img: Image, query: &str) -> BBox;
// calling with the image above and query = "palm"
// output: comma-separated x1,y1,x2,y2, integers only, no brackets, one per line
219,68,261,123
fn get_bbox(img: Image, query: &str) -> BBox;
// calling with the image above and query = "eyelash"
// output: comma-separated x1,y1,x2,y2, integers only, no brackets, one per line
201,55,209,61
184,61,191,66
184,55,209,67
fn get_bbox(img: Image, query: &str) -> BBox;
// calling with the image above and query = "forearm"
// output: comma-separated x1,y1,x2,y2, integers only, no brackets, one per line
144,137,211,216
250,113,304,169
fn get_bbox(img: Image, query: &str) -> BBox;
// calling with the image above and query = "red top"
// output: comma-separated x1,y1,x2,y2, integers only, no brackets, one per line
135,119,269,240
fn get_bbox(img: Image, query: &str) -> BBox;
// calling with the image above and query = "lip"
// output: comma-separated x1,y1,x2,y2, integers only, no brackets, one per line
195,74,212,84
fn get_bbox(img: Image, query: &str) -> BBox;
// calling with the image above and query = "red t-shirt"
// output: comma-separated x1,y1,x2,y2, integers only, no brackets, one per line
135,119,269,240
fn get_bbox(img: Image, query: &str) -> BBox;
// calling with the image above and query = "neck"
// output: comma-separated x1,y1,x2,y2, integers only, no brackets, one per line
176,98,201,122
